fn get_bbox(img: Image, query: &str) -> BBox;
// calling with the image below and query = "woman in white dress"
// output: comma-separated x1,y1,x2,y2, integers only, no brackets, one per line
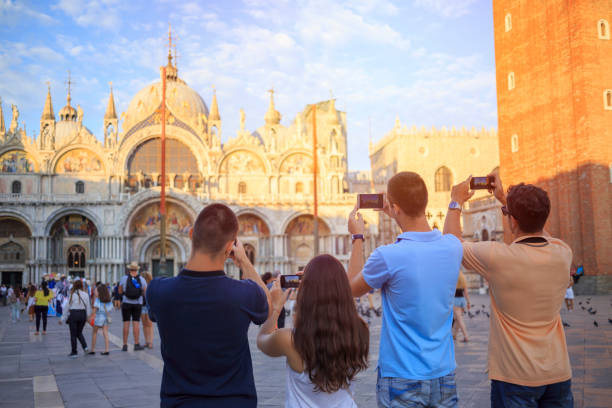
258,254,369,407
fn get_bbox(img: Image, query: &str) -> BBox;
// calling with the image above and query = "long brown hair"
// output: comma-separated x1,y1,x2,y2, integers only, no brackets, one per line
141,272,152,284
97,284,111,303
293,254,369,393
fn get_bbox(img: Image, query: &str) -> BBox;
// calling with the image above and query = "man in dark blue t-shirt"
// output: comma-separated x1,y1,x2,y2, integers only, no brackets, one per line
147,204,270,408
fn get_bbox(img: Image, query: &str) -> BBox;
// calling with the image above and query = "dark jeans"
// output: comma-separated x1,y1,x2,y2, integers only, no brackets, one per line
34,305,48,332
491,379,573,408
68,310,88,353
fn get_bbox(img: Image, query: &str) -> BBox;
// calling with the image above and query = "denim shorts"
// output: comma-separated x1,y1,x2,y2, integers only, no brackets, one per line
377,368,458,407
491,378,573,408
453,297,467,308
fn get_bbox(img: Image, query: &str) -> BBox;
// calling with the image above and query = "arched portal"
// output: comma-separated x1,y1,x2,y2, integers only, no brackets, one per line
48,214,98,279
285,215,330,271
0,216,32,285
129,201,194,277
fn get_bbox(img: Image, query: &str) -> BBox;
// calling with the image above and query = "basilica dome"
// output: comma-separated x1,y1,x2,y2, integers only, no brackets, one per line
122,77,209,135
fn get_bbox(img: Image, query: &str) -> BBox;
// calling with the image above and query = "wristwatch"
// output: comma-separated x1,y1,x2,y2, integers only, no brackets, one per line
448,201,462,211
351,234,364,243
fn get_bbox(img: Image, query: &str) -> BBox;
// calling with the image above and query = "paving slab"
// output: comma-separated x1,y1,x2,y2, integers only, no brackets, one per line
0,294,610,407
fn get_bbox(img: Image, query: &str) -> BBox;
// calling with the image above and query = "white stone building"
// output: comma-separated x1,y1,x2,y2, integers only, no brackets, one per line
0,55,375,285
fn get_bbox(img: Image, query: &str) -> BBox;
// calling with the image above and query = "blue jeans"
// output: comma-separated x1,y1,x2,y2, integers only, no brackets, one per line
491,379,573,408
10,303,20,322
377,368,458,407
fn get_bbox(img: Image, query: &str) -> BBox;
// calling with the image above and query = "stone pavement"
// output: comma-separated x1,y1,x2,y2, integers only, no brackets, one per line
0,294,610,407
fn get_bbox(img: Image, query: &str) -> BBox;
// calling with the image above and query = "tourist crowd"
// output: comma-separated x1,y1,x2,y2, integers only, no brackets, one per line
1,170,574,408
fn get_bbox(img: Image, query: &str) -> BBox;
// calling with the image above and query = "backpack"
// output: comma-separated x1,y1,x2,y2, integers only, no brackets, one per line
124,275,143,300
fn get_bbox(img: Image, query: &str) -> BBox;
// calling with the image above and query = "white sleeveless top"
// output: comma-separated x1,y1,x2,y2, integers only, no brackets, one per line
285,363,357,407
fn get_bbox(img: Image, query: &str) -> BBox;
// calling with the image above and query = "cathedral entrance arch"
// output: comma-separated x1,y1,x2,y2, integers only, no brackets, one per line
48,214,98,279
0,215,32,285
284,214,330,272
129,200,193,277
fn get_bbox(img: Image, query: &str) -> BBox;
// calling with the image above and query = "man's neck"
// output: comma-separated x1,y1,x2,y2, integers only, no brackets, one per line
397,215,432,233
512,230,544,241
184,252,226,272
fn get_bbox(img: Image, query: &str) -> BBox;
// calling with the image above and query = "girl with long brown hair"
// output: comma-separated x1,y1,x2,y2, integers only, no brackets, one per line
140,272,154,349
452,271,470,342
88,283,112,355
26,285,36,322
257,254,369,407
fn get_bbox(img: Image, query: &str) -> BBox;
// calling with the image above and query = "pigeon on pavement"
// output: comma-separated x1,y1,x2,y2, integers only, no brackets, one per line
593,320,599,328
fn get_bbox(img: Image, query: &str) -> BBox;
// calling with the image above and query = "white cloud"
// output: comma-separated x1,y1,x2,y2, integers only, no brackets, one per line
0,0,55,24
413,0,478,18
54,0,121,29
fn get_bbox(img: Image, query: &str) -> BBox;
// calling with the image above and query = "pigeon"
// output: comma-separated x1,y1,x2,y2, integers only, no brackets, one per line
590,310,597,315
562,321,570,327
578,301,582,305
482,305,486,309
608,318,612,325
587,297,592,301
484,312,490,318
468,312,474,319
581,306,586,310
593,320,598,327
475,310,481,315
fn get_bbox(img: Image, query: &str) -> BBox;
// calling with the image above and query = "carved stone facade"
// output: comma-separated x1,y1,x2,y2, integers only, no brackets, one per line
0,57,374,285
369,119,500,246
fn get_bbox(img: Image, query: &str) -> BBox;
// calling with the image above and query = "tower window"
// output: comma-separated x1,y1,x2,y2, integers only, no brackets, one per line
434,166,452,192
505,13,512,32
598,19,610,40
511,134,519,153
604,89,612,110
75,181,85,194
11,181,21,194
238,181,247,194
295,182,304,194
508,72,515,90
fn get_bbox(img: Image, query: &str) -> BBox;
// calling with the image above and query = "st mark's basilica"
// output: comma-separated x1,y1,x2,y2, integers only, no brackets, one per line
0,51,372,285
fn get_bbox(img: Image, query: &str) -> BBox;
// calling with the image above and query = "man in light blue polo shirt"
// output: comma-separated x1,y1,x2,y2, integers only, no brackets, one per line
348,171,463,407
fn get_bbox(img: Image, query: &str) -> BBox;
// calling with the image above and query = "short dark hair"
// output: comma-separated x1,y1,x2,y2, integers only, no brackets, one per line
261,272,273,284
506,183,550,233
387,172,428,217
192,204,238,255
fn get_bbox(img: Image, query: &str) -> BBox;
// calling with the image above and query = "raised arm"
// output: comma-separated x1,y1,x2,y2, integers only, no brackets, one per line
443,176,474,240
347,205,373,298
231,240,271,312
257,279,293,357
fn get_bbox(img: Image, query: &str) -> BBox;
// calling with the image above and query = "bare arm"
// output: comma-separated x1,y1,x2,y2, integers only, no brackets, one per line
257,280,293,357
443,176,474,240
347,206,373,298
232,240,271,312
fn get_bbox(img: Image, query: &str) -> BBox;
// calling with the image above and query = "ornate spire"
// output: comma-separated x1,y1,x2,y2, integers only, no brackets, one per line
59,71,77,121
209,87,220,121
161,23,178,81
0,96,5,135
264,88,281,125
104,82,117,119
41,82,55,121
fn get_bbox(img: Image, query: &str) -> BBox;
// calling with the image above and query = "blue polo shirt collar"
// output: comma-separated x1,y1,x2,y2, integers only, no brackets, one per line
396,229,442,242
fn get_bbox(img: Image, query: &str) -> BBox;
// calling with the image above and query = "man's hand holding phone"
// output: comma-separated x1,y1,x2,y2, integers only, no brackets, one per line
229,239,250,269
487,172,506,206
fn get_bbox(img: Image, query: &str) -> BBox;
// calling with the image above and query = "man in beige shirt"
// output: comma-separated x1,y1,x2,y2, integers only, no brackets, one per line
444,174,573,408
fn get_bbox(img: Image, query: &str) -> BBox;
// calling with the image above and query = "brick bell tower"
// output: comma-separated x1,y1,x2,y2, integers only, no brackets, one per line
492,1,612,292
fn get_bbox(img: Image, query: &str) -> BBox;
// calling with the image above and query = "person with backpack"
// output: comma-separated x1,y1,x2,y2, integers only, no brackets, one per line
8,285,23,323
118,262,147,351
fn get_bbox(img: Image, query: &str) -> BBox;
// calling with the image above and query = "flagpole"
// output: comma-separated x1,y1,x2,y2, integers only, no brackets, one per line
160,66,167,276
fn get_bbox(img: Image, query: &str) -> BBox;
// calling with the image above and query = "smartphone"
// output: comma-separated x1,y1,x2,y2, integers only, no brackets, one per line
358,193,384,209
280,274,302,289
470,176,493,190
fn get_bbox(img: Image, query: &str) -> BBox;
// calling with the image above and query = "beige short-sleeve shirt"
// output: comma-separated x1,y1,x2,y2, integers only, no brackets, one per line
462,235,573,386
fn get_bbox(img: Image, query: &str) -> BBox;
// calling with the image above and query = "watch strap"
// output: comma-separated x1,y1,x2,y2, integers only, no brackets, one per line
351,234,364,242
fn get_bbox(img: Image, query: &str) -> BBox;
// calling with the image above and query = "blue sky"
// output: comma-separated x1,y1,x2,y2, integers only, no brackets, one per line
0,0,497,170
